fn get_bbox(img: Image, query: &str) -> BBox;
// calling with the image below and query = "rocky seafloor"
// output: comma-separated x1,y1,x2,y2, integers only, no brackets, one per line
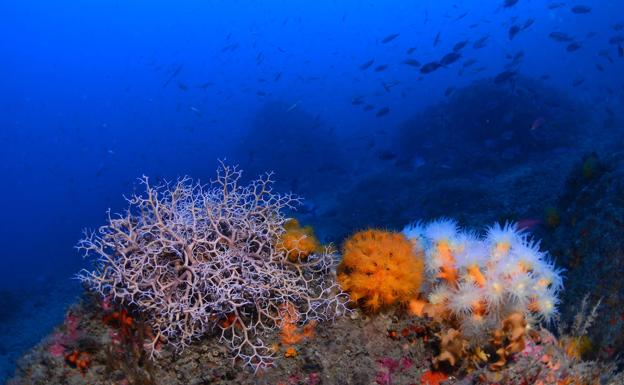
7,92,624,384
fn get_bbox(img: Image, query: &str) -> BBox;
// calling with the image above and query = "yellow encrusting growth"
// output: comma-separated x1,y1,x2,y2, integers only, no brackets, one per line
276,219,320,262
337,229,425,312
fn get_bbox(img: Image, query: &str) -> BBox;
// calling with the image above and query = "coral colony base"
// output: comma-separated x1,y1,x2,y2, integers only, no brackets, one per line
13,164,621,384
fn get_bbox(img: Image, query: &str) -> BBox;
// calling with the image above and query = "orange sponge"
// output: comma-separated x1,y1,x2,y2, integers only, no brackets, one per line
277,219,320,262
337,230,425,312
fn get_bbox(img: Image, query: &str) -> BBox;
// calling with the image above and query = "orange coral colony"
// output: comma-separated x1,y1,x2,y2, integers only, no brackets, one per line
276,219,320,262
337,229,425,312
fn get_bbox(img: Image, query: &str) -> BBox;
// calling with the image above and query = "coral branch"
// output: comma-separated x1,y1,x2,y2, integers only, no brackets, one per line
77,162,349,371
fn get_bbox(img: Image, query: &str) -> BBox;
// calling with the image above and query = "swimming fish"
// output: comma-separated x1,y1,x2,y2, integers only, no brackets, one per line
547,2,565,9
381,33,400,43
549,31,575,42
359,59,375,70
453,40,469,52
376,107,390,117
494,70,516,84
503,0,519,7
531,117,546,130
462,58,477,67
523,18,535,30
420,61,442,74
509,25,521,40
473,35,489,49
566,42,582,51
609,35,624,44
439,52,461,66
571,5,591,13
402,59,421,67
374,64,388,72
162,64,183,88
286,101,301,112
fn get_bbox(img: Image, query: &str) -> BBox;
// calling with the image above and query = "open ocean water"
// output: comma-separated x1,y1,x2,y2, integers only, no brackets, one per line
1,1,624,384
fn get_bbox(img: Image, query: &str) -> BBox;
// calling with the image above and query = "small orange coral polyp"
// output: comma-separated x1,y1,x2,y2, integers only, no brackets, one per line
277,219,320,262
338,230,424,312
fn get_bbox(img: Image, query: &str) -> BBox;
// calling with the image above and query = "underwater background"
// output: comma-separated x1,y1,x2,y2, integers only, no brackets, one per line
1,0,624,383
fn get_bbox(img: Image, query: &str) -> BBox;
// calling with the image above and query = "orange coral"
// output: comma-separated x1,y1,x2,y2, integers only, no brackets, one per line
65,350,90,376
284,347,298,358
276,219,320,262
279,302,303,345
103,309,134,339
337,230,425,312
421,370,449,385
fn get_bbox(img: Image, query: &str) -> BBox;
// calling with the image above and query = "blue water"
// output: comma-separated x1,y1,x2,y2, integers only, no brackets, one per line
1,0,623,381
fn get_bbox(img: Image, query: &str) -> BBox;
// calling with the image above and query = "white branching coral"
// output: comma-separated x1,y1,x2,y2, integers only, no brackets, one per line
77,162,349,372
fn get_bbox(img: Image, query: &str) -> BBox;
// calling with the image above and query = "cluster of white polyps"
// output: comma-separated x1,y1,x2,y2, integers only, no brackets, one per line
403,219,563,341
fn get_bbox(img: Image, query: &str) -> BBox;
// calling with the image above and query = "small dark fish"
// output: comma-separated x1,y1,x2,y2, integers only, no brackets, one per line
402,59,421,67
548,2,565,9
381,33,400,43
274,72,282,81
523,18,535,30
503,0,519,7
572,77,585,86
618,45,624,57
444,86,455,97
566,42,582,51
363,104,375,112
453,40,469,52
177,82,188,91
473,35,489,49
531,117,546,130
586,31,596,38
549,31,575,42
220,42,239,52
463,58,477,67
162,64,183,88
256,90,267,96
455,11,469,21
377,150,397,160
440,52,461,66
359,59,375,70
609,35,624,44
374,64,388,72
376,107,390,117
406,46,417,54
596,63,604,72
198,81,214,89
494,70,516,84
351,96,365,105
540,74,551,80
508,25,522,40
433,31,441,46
382,80,400,92
420,61,442,74
613,23,624,31
571,5,591,13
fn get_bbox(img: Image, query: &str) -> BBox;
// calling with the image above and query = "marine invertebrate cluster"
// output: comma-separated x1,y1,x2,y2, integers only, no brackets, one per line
77,163,349,371
403,219,563,338
337,230,425,312
276,219,320,262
